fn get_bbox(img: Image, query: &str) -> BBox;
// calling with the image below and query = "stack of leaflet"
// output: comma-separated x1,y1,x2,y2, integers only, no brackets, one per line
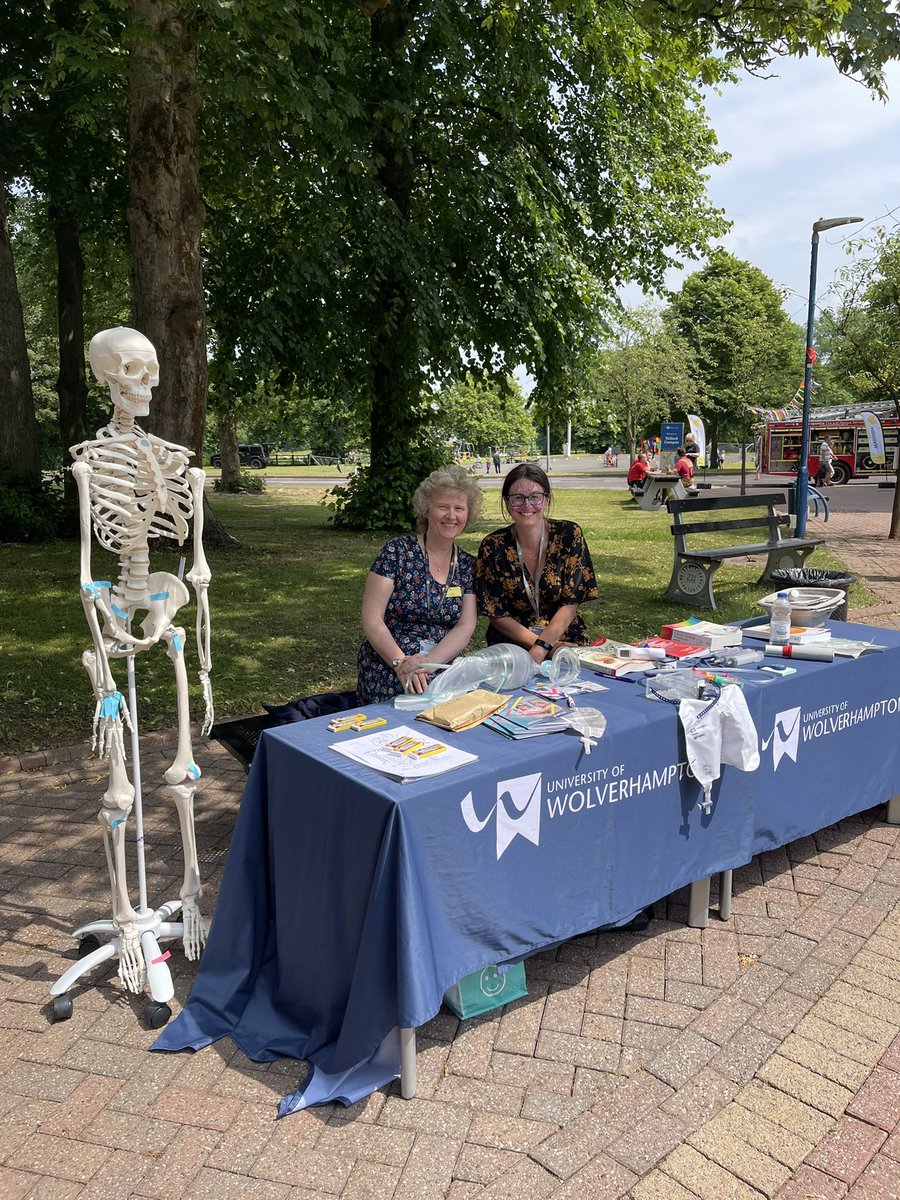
743,624,831,645
482,695,569,739
635,636,708,660
660,618,744,650
523,678,609,700
576,647,658,677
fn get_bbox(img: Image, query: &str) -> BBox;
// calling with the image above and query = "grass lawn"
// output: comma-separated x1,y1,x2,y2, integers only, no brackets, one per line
0,484,872,754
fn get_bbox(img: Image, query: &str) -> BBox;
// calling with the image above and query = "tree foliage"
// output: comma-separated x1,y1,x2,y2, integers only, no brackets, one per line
592,307,700,457
433,375,534,454
667,250,803,440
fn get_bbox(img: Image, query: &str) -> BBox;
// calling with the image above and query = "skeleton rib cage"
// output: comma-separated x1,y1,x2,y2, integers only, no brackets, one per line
72,427,193,556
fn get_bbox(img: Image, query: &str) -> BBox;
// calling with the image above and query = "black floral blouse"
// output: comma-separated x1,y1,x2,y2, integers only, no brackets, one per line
475,518,598,646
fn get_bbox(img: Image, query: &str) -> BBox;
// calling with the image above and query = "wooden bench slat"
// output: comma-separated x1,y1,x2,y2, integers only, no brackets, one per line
667,492,787,514
670,515,788,536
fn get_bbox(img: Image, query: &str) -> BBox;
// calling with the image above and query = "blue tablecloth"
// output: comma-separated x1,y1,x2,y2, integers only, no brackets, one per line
153,622,900,1110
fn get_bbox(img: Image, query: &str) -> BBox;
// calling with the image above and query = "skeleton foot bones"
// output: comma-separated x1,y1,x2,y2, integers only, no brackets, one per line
71,327,215,991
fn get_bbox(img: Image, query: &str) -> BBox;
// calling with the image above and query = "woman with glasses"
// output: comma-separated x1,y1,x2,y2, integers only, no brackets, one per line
475,464,598,665
356,465,481,702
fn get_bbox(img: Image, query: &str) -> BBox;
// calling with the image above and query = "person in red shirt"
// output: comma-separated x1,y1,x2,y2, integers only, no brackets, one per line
674,448,698,493
627,452,652,495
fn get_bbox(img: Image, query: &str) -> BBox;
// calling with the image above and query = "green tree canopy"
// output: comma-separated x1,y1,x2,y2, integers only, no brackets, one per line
433,375,535,455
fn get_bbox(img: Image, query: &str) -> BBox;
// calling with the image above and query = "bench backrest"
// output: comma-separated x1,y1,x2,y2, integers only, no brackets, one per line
667,492,789,547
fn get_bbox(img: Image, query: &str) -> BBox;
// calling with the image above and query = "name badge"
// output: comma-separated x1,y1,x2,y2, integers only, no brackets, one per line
446,585,462,598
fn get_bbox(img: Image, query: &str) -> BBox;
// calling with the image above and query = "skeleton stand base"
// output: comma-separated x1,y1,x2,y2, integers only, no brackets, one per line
49,655,189,1028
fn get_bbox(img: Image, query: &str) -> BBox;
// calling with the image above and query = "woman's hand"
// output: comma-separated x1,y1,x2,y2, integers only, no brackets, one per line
394,653,432,694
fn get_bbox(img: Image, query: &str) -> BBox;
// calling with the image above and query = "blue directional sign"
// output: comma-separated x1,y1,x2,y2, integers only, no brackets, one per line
660,422,684,450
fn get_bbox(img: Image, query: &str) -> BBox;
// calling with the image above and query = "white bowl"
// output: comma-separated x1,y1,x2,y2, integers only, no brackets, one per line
757,586,845,627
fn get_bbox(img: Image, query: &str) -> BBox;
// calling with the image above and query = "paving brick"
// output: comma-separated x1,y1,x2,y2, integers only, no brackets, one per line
534,1028,619,1071
737,1080,835,1144
470,1157,558,1200
814,997,898,1047
341,1160,402,1200
181,1168,290,1200
607,1110,687,1174
645,1029,717,1089
0,1167,37,1200
657,1144,766,1199
715,1025,780,1085
806,1114,888,1185
630,1171,702,1200
590,1071,674,1131
550,1152,637,1199
133,1123,222,1200
689,1116,792,1195
76,1148,147,1200
6,1132,111,1183
467,1112,556,1153
493,992,547,1055
846,1066,900,1132
432,1075,524,1117
452,1142,521,1185
779,1032,872,1091
773,1164,849,1199
490,1051,574,1095
541,982,588,1034
846,1152,900,1199
690,995,756,1046
529,1110,614,1179
714,1101,811,1169
445,1014,498,1080
145,1085,242,1132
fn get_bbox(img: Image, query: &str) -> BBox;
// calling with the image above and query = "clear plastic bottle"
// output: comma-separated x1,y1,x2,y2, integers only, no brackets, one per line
769,592,792,645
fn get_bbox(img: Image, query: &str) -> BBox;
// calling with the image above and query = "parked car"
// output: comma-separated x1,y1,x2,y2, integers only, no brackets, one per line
209,443,269,469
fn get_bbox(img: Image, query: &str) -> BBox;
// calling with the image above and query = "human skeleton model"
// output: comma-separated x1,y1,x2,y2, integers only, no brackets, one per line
69,326,213,993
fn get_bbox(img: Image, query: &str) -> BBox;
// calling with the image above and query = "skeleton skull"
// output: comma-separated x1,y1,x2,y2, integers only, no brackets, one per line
89,327,159,418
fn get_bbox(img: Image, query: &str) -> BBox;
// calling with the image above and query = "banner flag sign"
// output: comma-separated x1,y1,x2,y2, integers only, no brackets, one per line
660,422,683,450
860,411,886,464
687,415,706,467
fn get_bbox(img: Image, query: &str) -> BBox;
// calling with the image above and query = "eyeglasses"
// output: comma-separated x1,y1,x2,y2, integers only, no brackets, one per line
507,492,548,509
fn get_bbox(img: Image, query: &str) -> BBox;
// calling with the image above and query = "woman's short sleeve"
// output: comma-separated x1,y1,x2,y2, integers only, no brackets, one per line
370,537,403,580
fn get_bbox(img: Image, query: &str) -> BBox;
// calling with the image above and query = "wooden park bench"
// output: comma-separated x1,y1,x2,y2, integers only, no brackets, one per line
664,491,824,609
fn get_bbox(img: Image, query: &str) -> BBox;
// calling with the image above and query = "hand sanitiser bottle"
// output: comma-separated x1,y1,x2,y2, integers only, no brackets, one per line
769,592,792,646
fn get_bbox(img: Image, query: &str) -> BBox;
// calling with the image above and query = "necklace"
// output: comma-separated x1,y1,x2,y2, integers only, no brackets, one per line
420,533,457,616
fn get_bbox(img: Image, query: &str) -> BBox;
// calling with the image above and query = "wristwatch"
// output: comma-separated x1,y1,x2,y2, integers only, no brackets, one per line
534,638,554,653
391,657,405,668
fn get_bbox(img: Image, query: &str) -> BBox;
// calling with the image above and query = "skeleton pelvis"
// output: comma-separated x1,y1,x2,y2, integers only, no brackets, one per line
138,572,190,643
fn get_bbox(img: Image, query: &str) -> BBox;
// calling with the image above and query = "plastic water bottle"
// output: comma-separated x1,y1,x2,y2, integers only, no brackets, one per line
769,592,792,646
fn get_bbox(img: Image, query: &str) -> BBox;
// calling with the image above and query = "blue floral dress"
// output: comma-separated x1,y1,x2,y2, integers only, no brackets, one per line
356,535,476,703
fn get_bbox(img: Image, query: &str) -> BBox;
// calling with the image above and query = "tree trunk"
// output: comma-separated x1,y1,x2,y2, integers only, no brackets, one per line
0,184,42,483
53,212,89,501
218,409,241,490
126,0,234,546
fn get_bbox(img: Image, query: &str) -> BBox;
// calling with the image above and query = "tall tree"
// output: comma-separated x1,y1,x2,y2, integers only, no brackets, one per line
0,185,42,482
667,250,803,455
827,226,900,536
593,308,700,458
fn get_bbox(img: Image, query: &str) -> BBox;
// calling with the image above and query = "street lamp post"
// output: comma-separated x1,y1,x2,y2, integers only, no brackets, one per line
795,215,863,537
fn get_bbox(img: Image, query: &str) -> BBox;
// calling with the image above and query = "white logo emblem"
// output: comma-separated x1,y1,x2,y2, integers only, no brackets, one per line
761,707,802,770
460,773,542,859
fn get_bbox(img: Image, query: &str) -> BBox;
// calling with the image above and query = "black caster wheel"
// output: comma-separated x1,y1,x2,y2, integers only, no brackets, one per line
51,993,73,1022
78,934,102,959
144,1000,172,1029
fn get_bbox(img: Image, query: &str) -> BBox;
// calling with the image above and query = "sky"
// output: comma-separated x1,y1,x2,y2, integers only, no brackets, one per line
660,53,900,326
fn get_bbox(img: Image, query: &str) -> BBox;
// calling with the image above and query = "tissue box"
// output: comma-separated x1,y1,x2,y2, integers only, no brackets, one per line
444,962,527,1019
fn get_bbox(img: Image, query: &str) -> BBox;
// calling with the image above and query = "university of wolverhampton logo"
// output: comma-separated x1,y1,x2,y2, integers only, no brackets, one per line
761,707,802,770
460,773,542,859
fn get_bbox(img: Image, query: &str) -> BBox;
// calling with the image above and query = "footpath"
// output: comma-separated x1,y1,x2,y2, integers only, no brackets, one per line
1,508,899,1200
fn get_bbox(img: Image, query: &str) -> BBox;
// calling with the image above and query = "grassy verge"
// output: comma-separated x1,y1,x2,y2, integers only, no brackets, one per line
0,485,874,754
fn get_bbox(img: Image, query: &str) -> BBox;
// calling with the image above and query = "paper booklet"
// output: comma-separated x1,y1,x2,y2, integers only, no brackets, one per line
636,636,708,659
330,724,478,783
523,678,609,699
576,647,658,677
482,696,569,739
659,619,744,649
743,624,832,644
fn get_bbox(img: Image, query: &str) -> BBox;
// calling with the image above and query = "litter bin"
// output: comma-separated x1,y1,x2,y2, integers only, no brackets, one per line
769,568,856,623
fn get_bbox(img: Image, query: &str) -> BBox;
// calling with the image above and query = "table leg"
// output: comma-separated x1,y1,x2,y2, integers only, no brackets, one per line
399,1027,417,1099
887,795,900,826
687,877,710,928
718,870,733,921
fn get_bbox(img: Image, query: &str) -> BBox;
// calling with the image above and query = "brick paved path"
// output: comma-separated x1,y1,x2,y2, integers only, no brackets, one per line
1,508,899,1199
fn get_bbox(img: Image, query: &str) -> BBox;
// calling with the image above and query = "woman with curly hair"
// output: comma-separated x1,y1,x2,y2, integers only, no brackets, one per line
356,464,482,702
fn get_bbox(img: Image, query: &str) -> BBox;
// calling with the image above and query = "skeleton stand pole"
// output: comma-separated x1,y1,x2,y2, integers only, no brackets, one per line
49,655,188,1027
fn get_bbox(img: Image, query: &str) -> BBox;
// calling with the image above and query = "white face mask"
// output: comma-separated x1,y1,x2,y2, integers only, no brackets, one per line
678,686,760,812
